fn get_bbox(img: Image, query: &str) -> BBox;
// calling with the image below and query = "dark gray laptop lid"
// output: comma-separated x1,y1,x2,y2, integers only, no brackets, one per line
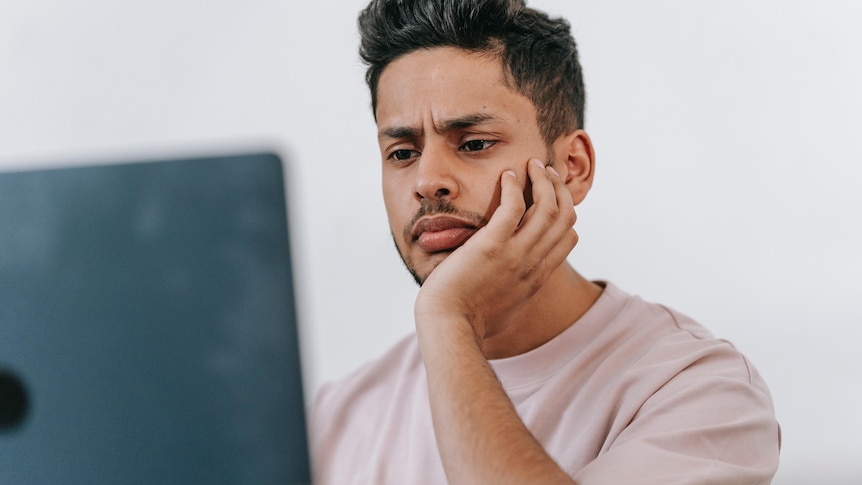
0,153,310,484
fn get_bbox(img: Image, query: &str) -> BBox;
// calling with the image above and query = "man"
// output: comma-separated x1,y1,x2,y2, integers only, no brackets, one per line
312,1,780,483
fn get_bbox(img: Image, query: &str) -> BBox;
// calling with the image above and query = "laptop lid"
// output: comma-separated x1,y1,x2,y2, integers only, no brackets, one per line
0,153,310,484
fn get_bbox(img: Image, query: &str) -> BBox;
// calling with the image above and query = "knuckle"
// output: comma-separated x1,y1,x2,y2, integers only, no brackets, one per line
567,228,579,247
527,279,542,298
516,259,547,297
540,205,559,224
478,241,501,260
517,264,537,282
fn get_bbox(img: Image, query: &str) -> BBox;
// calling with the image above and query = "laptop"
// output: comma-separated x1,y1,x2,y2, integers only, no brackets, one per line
0,153,311,484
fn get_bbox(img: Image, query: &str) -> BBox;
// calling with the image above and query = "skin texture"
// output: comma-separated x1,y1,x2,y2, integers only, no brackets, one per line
376,47,603,483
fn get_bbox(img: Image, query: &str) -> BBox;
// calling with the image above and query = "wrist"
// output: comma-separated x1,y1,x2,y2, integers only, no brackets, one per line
415,310,485,351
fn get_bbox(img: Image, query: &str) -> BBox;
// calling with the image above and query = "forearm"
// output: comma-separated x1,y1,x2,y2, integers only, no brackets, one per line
417,316,576,485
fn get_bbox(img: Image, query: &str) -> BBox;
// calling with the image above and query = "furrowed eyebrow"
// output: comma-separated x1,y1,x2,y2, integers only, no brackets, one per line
379,126,421,140
435,113,497,133
378,113,503,141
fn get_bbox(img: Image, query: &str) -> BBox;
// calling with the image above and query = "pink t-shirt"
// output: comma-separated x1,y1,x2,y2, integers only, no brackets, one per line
311,283,780,484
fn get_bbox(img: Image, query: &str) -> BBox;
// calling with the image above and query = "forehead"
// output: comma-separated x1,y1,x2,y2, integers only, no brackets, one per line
375,47,537,132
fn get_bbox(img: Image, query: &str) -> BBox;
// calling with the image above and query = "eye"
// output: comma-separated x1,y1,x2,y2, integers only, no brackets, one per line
388,149,420,162
461,140,496,152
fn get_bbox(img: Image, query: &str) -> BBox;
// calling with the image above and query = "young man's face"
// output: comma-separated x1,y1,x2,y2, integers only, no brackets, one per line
375,47,558,284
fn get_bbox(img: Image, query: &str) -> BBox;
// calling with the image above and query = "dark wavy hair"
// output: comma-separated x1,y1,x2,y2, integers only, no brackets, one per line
358,0,586,145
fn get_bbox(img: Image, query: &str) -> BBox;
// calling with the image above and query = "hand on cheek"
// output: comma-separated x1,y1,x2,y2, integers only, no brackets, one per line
414,157,578,342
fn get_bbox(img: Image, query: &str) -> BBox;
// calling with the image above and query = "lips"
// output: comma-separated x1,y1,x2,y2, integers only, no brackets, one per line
412,216,478,253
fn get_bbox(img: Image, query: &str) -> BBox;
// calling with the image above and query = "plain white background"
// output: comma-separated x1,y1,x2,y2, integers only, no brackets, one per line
1,1,860,483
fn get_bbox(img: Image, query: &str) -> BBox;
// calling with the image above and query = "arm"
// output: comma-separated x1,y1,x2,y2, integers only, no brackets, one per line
415,159,578,484
418,315,576,484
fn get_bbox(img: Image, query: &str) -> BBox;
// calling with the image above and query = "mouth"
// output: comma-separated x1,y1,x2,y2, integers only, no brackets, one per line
411,216,478,253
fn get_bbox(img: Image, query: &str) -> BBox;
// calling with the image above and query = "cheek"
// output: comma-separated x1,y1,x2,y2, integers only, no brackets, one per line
477,176,505,222
381,168,405,203
382,178,412,232
383,196,405,229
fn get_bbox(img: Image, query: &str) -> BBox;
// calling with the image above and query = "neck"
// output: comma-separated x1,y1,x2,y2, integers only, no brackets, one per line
480,263,603,360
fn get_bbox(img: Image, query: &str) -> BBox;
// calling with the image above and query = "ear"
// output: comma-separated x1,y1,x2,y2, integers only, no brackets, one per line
551,129,595,206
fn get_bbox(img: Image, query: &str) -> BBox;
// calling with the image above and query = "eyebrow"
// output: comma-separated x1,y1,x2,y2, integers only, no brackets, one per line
378,113,502,140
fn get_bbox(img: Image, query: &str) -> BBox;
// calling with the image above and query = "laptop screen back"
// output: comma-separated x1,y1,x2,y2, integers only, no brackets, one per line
0,153,310,484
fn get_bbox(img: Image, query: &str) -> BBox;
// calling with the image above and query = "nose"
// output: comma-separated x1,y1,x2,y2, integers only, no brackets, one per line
414,143,460,202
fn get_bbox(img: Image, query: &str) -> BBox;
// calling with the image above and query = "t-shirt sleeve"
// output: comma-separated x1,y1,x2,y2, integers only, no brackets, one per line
574,340,780,484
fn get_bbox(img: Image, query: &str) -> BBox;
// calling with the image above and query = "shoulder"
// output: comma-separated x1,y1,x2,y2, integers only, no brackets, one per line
613,288,765,389
309,333,430,483
593,285,771,407
310,332,423,434
573,284,780,483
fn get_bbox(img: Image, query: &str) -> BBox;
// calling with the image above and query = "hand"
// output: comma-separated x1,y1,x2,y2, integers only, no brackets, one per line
414,158,578,342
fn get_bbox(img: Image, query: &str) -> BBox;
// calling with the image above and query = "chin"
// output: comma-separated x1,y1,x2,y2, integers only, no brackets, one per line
412,252,454,286
392,233,455,287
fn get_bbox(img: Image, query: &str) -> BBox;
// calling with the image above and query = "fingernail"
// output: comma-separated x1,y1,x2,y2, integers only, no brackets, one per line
504,170,516,178
532,158,544,168
547,166,560,177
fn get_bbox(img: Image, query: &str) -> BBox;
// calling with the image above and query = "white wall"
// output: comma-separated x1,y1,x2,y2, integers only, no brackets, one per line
1,1,859,483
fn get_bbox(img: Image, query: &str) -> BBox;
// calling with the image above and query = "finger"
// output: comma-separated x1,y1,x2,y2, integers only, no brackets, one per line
517,159,562,241
548,165,576,225
481,169,527,242
526,158,559,217
518,164,578,259
537,164,578,247
543,225,579,271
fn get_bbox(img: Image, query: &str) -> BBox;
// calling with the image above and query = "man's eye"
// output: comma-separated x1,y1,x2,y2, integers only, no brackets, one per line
461,140,496,152
390,149,418,161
